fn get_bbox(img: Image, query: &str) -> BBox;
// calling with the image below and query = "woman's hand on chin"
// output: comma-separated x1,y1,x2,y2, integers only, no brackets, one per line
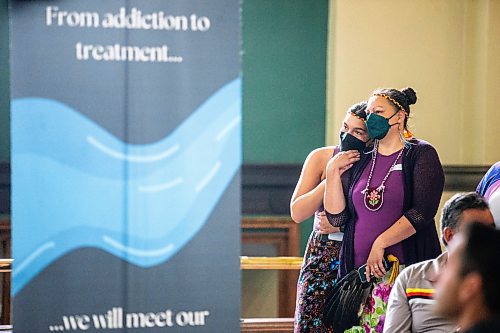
325,150,360,177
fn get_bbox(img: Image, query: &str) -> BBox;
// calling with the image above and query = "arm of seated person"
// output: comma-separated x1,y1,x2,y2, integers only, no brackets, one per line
383,267,412,333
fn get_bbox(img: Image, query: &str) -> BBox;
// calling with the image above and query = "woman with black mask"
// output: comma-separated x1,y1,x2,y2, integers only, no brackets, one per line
291,101,370,333
325,87,444,332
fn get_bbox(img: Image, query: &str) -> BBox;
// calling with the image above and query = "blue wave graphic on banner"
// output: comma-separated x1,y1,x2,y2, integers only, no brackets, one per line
12,79,242,295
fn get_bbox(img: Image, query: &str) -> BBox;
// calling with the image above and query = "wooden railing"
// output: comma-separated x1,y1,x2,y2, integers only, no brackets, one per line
241,216,300,318
0,325,12,332
0,218,11,326
0,260,12,273
240,256,302,270
241,318,294,332
240,256,299,333
241,216,301,332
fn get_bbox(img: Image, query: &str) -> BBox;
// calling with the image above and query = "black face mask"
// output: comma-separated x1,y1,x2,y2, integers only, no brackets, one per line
339,131,367,152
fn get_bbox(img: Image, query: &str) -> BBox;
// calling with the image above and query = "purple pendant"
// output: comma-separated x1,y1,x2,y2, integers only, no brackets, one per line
364,187,384,211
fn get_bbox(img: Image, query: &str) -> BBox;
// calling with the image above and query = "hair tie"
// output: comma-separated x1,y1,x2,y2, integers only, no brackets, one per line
349,111,366,121
373,93,409,116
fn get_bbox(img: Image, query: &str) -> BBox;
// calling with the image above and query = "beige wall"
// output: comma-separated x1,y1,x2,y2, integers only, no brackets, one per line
326,0,500,165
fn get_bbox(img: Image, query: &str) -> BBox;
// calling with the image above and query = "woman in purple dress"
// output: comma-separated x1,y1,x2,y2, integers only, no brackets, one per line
291,102,370,333
325,87,444,332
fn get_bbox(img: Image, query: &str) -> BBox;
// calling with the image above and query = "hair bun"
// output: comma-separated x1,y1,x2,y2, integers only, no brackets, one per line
401,87,417,105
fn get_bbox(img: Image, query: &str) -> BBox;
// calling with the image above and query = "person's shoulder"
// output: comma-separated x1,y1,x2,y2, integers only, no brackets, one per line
307,146,337,160
302,146,337,172
312,146,337,154
407,138,441,160
399,256,439,279
408,138,436,151
485,161,500,176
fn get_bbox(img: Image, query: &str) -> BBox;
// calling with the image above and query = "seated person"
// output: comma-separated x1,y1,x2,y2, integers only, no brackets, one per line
476,161,500,201
384,192,495,333
476,161,500,225
434,223,500,332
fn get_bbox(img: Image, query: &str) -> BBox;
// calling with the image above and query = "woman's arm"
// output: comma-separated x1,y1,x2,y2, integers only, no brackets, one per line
365,144,444,280
290,148,330,223
366,216,416,280
324,151,360,222
316,211,341,234
403,145,445,231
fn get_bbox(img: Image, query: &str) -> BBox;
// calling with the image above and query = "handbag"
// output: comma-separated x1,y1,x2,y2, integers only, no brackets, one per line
323,255,399,332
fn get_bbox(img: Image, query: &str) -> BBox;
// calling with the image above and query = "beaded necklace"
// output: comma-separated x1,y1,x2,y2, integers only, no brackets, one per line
361,140,405,211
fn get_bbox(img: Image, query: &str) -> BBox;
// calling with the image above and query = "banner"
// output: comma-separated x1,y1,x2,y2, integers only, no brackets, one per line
10,1,241,331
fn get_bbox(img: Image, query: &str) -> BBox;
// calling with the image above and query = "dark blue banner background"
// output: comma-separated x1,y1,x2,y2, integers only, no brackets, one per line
11,1,241,331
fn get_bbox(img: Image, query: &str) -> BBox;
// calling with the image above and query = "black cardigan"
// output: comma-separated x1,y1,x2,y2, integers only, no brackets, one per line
326,139,444,277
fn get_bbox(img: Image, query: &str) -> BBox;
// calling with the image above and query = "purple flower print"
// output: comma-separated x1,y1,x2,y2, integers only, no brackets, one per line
373,282,392,303
364,294,375,314
375,315,386,333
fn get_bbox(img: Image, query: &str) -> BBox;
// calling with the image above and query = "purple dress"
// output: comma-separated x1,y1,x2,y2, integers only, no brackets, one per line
327,139,444,278
352,150,405,267
325,139,445,333
348,150,407,332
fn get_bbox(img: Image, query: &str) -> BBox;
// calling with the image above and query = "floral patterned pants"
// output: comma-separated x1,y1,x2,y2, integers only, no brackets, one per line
294,231,341,333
